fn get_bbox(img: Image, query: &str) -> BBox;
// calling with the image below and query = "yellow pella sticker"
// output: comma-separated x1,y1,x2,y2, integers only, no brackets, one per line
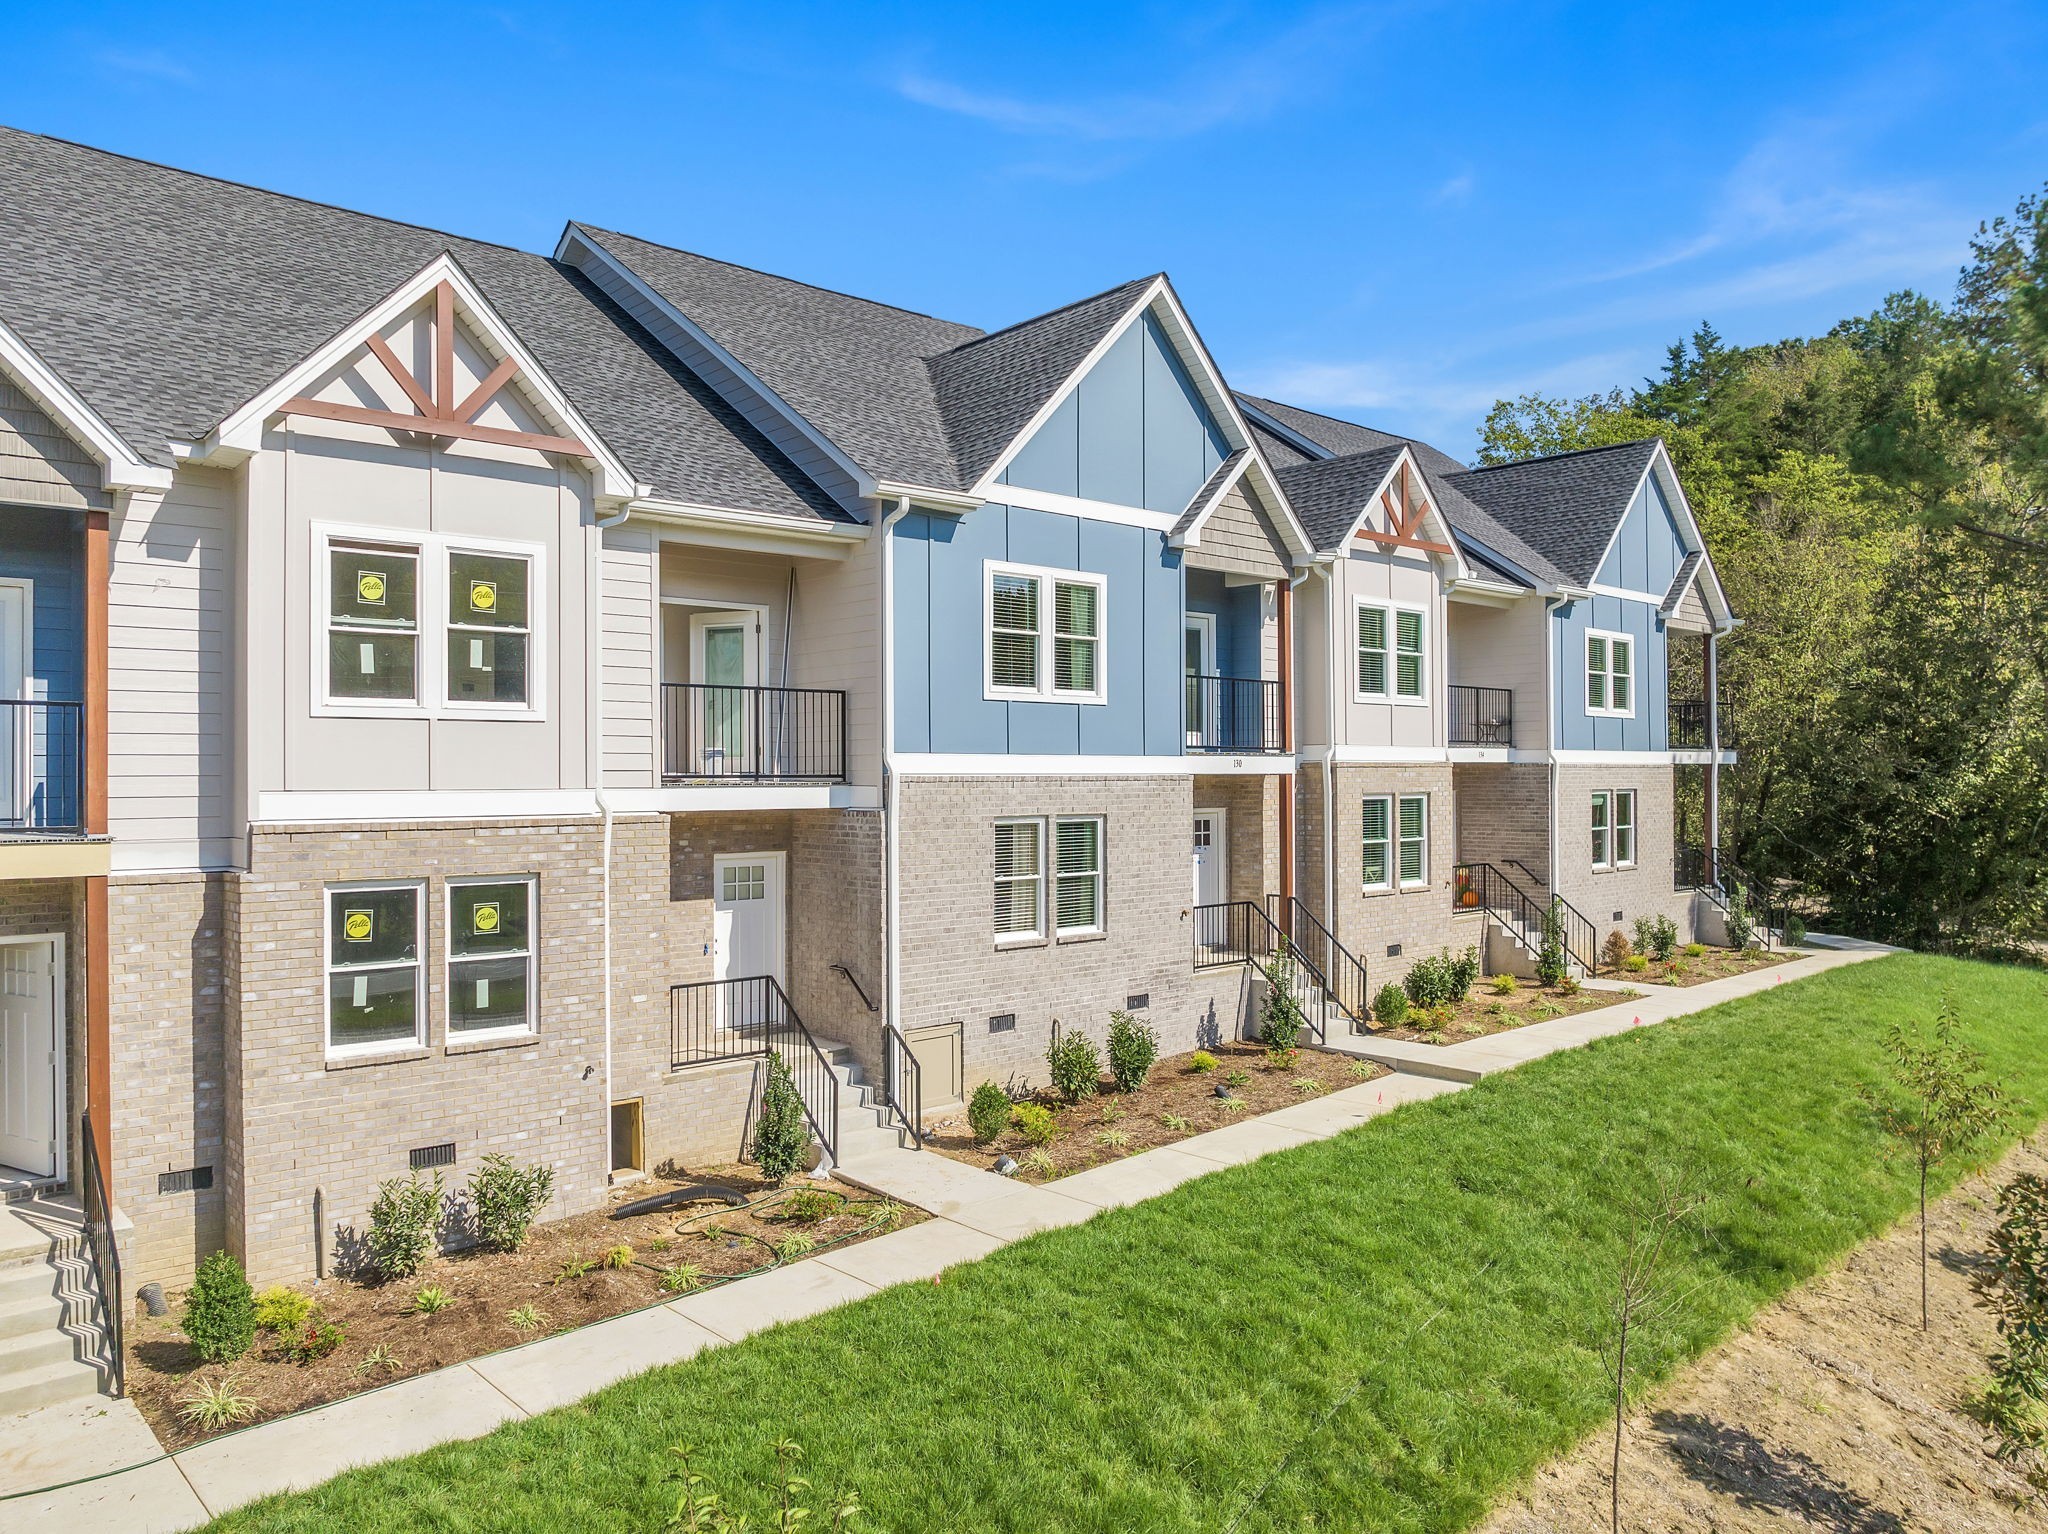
470,580,497,614
343,909,374,943
472,902,501,936
357,570,386,606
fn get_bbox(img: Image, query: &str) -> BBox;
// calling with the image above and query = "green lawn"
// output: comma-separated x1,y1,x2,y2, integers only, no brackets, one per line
217,954,2048,1533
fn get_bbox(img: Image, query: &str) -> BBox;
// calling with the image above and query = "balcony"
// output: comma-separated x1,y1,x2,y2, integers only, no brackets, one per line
0,700,86,835
1448,685,1513,747
1668,699,1733,751
660,684,846,782
1184,674,1283,755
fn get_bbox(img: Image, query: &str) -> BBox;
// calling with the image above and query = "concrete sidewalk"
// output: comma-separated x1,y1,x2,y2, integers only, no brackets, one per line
0,939,1895,1532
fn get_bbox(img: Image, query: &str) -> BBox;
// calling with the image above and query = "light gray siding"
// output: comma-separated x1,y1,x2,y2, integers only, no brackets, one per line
601,523,660,786
0,378,107,511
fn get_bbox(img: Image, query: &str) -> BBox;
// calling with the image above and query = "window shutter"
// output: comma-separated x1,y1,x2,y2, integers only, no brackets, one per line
990,574,1040,691
1356,605,1388,695
1395,608,1424,698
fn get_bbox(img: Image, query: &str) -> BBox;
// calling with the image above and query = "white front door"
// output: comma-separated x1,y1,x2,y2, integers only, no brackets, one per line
1193,810,1227,907
712,853,785,1030
0,939,59,1178
691,611,761,775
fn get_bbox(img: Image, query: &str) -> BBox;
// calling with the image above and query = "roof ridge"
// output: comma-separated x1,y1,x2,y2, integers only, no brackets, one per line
1452,436,1662,476
931,273,1160,359
0,123,539,259
576,222,983,334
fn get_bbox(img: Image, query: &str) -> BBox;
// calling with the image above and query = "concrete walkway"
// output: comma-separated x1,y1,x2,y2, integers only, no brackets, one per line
0,939,1895,1532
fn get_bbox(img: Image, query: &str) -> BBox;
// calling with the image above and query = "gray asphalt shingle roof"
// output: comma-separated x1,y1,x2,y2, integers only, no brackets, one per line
1169,448,1250,538
0,127,847,522
1661,550,1706,613
1274,445,1407,551
1444,439,1662,588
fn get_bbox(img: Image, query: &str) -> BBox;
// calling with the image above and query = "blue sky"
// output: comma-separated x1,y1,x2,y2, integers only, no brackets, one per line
5,1,2045,456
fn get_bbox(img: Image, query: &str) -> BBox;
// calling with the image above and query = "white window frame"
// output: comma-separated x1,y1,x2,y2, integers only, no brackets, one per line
982,560,1108,705
324,879,425,1059
445,875,538,1040
313,522,547,722
1352,598,1428,706
1584,628,1635,719
994,817,1046,944
1591,789,1638,871
1396,792,1429,888
1591,790,1611,869
1361,794,1394,891
1052,815,1106,937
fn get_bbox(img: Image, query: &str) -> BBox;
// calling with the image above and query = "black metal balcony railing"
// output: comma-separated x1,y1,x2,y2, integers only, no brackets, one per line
1448,684,1513,747
660,683,846,782
1668,699,1734,750
1190,900,1330,1045
1184,674,1283,754
1452,862,1599,974
0,699,85,834
670,975,838,1165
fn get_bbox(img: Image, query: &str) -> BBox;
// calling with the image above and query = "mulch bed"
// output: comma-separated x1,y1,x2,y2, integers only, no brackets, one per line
1618,944,1804,988
126,1166,924,1450
1368,975,1634,1045
922,1042,1388,1182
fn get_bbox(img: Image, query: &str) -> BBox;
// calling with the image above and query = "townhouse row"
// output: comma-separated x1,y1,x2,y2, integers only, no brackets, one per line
0,127,1734,1311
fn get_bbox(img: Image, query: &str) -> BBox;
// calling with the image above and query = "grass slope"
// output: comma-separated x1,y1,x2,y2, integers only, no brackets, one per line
216,955,2048,1533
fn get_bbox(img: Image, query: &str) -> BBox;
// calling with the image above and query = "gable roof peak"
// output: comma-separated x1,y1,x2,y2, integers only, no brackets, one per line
933,273,1161,360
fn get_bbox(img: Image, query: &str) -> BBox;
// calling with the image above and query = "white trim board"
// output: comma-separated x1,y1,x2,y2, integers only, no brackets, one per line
602,785,883,812
0,317,171,492
889,753,1293,777
255,789,602,823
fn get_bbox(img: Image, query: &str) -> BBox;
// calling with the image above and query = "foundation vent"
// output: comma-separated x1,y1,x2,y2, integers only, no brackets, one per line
1613,910,1625,923
409,1142,457,1171
1385,943,1403,958
988,1012,1017,1034
1125,993,1150,1011
157,1166,214,1195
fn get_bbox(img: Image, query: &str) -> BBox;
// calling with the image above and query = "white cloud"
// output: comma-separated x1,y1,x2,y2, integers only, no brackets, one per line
1430,171,1474,207
93,48,197,85
894,4,1395,144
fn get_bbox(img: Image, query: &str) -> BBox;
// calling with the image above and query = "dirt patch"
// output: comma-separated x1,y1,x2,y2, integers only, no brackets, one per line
1369,975,1634,1045
1483,1133,2048,1534
126,1167,924,1450
1618,944,1805,989
922,1042,1386,1182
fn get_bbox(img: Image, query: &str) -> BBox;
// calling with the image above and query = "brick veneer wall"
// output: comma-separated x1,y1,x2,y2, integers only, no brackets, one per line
1192,772,1280,907
1451,763,1552,893
1551,765,1695,947
895,775,1250,1095
107,873,229,1285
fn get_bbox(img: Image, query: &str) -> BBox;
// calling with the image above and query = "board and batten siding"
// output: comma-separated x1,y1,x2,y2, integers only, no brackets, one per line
0,378,109,512
1551,593,1669,752
109,466,237,870
1595,470,1688,599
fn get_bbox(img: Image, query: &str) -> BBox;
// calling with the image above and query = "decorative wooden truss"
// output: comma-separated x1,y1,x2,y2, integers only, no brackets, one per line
281,281,590,457
1355,457,1453,555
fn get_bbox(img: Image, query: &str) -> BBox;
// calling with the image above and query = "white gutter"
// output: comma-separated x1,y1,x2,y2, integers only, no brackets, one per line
880,496,913,1040
1545,597,1561,895
1319,561,1340,929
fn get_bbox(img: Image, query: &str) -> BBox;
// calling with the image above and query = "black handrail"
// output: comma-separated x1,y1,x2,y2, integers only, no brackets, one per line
1451,862,1598,974
1447,684,1513,747
1184,674,1284,754
829,963,878,1013
1191,900,1330,1044
1676,845,1788,949
1278,895,1370,1031
660,683,846,782
0,699,86,833
670,976,838,1165
79,1111,123,1396
881,1025,923,1148
1668,699,1734,750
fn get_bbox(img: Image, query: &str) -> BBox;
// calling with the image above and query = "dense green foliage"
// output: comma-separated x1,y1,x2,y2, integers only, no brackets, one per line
749,1054,810,1185
1479,187,2048,954
365,1169,442,1279
1045,1027,1103,1102
1105,1009,1160,1093
967,1080,1012,1144
183,1249,256,1365
212,956,2048,1533
467,1153,555,1249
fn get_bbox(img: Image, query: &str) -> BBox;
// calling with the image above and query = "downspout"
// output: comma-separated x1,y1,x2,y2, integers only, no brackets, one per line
1320,562,1339,931
880,497,912,1045
1703,628,1720,878
591,496,634,1176
1279,568,1308,926
1545,597,1560,897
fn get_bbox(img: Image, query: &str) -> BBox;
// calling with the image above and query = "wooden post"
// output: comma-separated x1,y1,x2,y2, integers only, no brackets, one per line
84,507,111,1179
1276,579,1295,925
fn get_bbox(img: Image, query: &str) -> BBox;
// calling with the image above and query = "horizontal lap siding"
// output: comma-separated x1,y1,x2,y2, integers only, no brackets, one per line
601,525,658,785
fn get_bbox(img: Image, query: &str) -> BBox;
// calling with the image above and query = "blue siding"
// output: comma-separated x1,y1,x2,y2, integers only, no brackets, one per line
1184,568,1262,680
1552,594,1668,752
1595,469,1687,599
1001,310,1227,513
892,503,1185,756
0,506,84,827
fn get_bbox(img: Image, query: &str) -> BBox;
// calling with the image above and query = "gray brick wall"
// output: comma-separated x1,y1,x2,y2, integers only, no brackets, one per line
1452,763,1552,891
1192,773,1280,906
1551,765,1695,947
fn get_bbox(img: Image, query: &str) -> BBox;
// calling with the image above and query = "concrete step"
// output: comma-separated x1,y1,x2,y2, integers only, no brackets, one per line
0,1288,74,1343
0,1322,88,1375
0,1352,106,1415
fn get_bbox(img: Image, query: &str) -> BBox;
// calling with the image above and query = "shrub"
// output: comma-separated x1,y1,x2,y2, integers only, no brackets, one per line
1010,1102,1058,1145
1372,983,1409,1025
1257,942,1306,1050
1632,914,1679,963
1784,914,1808,947
1046,1028,1102,1102
179,1374,259,1431
285,1315,345,1365
967,1080,1012,1144
1557,975,1582,996
366,1168,442,1279
254,1285,313,1334
1683,942,1706,958
1188,1049,1219,1073
1536,900,1570,987
1979,1173,2048,1464
1447,946,1480,1002
602,1244,635,1271
1601,930,1633,972
1723,888,1755,951
183,1250,256,1364
1487,972,1517,997
469,1153,555,1251
1106,1010,1160,1093
1265,1046,1300,1071
1402,950,1454,1008
408,1285,453,1316
778,1188,837,1223
751,1050,812,1185
1623,954,1650,974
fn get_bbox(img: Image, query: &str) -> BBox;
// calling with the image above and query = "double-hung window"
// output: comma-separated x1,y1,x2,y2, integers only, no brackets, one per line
1354,600,1426,702
1591,789,1637,870
326,883,423,1055
994,818,1045,940
984,562,1106,703
1362,794,1428,890
1053,816,1104,936
320,528,542,714
1585,630,1634,717
448,878,536,1037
